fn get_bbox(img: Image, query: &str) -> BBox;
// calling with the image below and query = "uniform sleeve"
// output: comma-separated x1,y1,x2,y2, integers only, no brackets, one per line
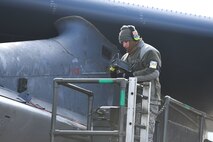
133,50,161,82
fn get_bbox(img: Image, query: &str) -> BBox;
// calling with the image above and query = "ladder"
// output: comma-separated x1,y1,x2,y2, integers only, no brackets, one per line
126,77,151,142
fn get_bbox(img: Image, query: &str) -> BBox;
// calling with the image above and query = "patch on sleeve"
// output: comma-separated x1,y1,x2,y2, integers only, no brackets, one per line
149,61,158,69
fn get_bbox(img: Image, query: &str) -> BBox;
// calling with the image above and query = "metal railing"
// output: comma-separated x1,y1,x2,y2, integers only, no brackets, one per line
160,96,207,142
50,78,128,142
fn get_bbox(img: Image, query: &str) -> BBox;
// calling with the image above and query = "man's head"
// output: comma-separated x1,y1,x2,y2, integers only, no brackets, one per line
118,25,141,43
118,25,141,53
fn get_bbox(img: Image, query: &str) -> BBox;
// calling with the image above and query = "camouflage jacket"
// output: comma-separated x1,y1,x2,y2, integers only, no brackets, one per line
121,40,162,101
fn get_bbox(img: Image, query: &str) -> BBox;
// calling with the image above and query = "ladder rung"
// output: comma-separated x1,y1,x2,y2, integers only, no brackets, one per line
135,108,148,114
135,124,146,129
142,95,148,100
54,129,119,136
136,110,148,114
136,95,148,100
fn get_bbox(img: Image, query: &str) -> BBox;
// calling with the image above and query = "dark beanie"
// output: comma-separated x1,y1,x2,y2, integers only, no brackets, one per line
118,25,140,43
118,26,133,43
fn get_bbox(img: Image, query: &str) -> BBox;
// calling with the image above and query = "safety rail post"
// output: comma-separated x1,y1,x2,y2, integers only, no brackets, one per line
199,115,205,142
125,77,137,142
50,78,128,142
162,96,170,142
50,79,59,142
119,78,127,142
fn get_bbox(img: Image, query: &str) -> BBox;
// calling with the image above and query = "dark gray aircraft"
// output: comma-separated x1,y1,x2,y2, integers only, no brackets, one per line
0,15,119,142
0,0,213,141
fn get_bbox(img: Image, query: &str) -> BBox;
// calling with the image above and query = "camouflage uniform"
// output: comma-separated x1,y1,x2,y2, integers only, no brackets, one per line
121,40,161,142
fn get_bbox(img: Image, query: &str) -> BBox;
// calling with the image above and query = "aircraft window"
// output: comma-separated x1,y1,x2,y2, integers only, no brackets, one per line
102,45,112,60
17,78,28,93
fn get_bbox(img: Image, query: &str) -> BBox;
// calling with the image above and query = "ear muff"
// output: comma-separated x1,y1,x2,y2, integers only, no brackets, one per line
127,25,140,41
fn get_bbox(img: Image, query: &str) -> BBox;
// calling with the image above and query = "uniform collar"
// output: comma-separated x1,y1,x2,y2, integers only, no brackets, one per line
129,40,144,55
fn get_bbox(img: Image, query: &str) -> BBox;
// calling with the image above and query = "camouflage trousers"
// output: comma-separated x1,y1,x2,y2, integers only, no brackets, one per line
135,103,159,142
149,104,159,142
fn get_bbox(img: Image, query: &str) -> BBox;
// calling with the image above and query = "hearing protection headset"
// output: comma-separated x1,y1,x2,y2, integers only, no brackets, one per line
126,25,141,41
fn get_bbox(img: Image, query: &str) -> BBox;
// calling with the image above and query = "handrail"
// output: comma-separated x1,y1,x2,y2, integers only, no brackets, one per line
60,82,93,97
59,82,94,130
165,96,206,116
